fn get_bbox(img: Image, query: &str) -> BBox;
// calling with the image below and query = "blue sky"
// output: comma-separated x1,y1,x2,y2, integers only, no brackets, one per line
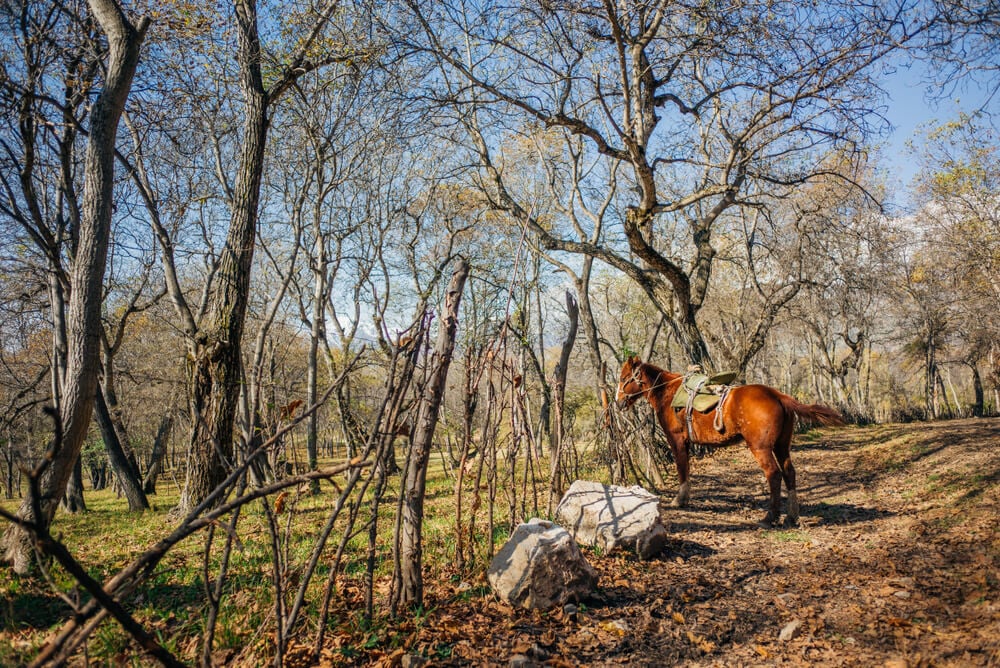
879,61,994,208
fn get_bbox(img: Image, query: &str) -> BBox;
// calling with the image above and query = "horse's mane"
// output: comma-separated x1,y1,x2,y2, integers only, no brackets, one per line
637,360,679,385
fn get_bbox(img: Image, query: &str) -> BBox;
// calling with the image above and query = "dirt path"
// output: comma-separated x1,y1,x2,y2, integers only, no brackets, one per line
362,418,1000,667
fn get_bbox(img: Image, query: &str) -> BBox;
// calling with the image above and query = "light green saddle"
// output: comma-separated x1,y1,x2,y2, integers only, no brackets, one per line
670,371,738,412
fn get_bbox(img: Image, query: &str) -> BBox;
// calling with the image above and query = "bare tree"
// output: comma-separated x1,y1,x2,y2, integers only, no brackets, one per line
1,0,148,573
399,0,927,367
547,290,578,515
391,258,469,613
176,0,351,514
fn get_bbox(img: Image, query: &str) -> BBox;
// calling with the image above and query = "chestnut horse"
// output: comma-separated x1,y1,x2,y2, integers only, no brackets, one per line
616,356,845,527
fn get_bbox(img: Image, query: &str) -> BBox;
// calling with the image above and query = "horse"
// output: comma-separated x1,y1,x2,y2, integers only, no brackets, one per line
615,356,845,527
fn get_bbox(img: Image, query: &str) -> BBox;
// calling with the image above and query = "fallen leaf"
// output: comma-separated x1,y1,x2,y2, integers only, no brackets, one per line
274,491,288,514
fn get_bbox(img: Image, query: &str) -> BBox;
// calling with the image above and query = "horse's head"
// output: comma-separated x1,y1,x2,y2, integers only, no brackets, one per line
615,356,647,409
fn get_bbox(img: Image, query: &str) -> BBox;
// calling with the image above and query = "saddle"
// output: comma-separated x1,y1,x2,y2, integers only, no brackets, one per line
670,371,738,412
671,369,738,441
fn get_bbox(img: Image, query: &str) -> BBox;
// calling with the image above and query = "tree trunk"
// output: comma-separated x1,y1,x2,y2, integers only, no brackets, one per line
547,291,578,515
574,258,604,388
925,334,937,419
94,387,149,510
392,259,469,613
62,456,87,513
87,457,108,491
970,363,984,417
177,0,269,515
306,259,325,493
1,0,148,573
143,415,173,495
3,430,15,500
48,271,68,415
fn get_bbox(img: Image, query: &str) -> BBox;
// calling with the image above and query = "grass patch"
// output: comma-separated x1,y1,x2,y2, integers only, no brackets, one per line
766,529,810,543
0,445,536,664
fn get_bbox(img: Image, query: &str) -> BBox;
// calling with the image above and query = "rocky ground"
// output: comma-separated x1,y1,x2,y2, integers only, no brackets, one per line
328,418,999,667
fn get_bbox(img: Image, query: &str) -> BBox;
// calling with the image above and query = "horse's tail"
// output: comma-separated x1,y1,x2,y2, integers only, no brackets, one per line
778,394,847,427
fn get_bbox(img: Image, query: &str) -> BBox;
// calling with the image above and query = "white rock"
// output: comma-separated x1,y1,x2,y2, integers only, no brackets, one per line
487,519,598,610
554,481,668,559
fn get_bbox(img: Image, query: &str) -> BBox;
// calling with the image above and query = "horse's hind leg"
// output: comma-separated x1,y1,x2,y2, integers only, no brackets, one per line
748,444,782,527
670,437,691,508
774,431,798,526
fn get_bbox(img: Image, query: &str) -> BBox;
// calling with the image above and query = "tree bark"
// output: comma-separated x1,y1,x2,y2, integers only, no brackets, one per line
306,250,326,493
176,0,341,513
392,259,469,613
63,456,87,513
925,332,937,419
2,0,148,573
970,363,984,417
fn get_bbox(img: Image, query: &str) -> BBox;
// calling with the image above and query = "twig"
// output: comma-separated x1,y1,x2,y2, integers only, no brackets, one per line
26,461,371,667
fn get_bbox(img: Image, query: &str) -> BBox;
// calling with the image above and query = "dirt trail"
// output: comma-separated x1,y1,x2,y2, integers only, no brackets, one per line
365,418,999,667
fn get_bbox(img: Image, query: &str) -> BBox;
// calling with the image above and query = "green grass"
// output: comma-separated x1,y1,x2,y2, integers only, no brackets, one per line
0,448,540,664
766,529,810,543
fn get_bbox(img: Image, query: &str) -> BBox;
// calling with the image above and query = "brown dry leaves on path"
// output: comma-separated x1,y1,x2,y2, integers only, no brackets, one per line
331,418,999,667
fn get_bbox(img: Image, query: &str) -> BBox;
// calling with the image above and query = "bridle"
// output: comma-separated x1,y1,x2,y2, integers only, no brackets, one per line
617,363,650,406
617,361,672,407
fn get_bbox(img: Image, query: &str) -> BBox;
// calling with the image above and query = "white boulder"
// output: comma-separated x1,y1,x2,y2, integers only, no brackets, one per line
487,519,598,609
554,480,668,559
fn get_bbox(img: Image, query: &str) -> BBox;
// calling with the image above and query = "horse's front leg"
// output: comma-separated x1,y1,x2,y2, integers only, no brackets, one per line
670,435,691,508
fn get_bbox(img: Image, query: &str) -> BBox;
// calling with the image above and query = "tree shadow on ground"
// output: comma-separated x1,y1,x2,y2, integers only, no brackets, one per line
2,580,206,632
1,590,71,631
804,501,893,525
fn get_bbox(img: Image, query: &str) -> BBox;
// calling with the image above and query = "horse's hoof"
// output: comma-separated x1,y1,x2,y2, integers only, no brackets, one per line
670,497,687,508
757,515,777,529
783,516,800,528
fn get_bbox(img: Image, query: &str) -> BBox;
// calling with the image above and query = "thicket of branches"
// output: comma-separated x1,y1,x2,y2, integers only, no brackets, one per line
0,0,998,664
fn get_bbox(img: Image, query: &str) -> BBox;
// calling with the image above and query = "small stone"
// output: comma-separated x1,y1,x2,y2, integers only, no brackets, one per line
563,603,579,620
779,619,803,642
401,654,429,668
508,654,538,668
893,590,911,599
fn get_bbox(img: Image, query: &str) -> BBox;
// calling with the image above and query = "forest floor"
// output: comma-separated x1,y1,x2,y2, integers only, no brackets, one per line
330,418,1000,667
2,418,998,666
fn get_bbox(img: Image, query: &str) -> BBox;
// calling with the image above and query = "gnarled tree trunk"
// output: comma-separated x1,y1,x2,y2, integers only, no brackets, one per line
176,0,269,515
